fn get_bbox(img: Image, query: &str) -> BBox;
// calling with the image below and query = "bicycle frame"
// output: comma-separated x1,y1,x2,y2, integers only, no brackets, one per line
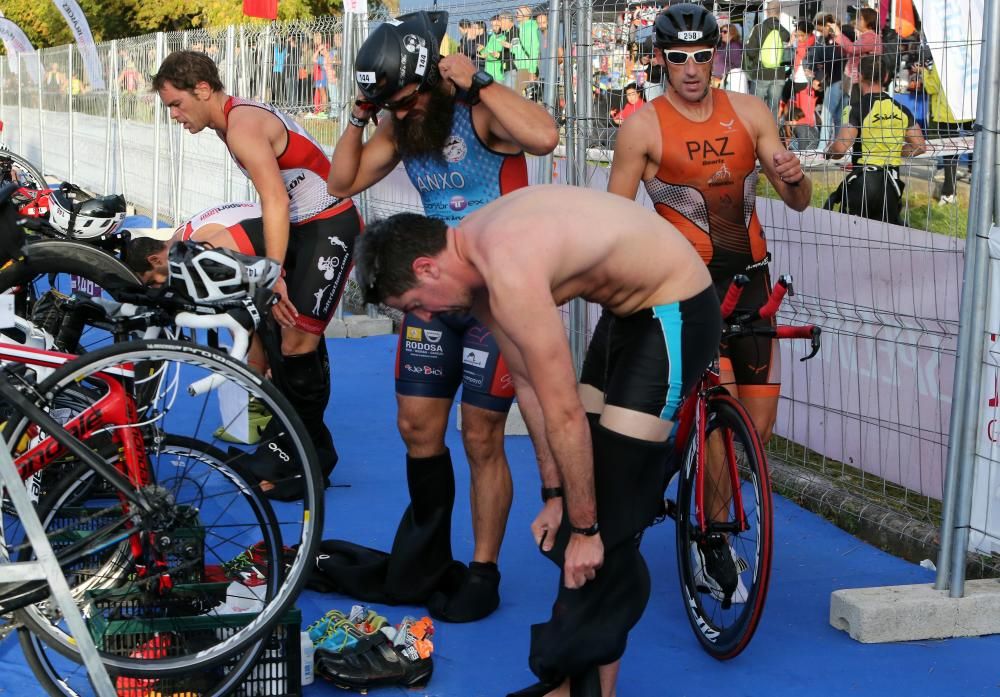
0,341,167,595
672,370,749,537
673,273,820,538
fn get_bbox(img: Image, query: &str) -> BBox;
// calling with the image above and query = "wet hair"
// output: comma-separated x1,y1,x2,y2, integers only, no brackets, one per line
355,213,447,304
151,50,224,93
125,236,168,275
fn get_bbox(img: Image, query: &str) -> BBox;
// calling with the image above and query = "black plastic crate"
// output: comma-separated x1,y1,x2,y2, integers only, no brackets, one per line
86,583,302,697
49,504,204,584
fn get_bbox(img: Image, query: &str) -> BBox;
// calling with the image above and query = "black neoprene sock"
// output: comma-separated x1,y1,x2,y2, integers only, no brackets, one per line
427,560,501,623
383,450,460,603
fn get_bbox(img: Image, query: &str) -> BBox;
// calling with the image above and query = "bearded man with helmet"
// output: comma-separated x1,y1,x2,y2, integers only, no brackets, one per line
325,10,557,624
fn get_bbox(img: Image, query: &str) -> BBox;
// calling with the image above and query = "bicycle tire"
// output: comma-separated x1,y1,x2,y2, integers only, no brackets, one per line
675,392,772,660
0,150,46,190
0,238,143,351
17,436,277,697
4,338,323,677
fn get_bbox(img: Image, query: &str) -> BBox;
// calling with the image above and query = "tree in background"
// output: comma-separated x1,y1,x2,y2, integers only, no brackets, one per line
0,0,404,50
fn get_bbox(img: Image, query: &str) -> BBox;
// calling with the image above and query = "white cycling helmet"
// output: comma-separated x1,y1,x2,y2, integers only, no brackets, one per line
49,183,126,240
167,240,281,306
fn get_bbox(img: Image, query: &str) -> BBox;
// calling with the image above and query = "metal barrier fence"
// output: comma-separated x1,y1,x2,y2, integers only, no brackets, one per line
0,0,994,578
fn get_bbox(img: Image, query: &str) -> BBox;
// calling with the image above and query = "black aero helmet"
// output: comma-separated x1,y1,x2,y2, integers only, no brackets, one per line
355,10,449,105
653,3,720,49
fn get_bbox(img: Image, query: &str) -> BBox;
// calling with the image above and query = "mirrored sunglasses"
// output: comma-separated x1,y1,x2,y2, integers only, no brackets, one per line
664,48,715,65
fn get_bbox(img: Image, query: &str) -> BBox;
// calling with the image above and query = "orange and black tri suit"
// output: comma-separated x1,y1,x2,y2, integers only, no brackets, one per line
644,88,780,393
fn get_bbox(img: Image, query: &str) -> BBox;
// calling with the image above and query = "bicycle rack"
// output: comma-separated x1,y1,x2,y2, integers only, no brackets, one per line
0,444,116,696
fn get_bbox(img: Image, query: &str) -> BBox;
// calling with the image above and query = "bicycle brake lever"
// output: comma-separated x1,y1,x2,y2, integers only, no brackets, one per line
800,326,821,362
777,274,794,297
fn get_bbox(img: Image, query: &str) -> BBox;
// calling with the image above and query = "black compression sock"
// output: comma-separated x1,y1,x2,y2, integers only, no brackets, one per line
427,560,501,623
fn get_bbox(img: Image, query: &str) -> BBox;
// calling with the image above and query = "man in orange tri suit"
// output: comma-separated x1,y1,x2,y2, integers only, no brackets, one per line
605,2,811,443
602,3,811,602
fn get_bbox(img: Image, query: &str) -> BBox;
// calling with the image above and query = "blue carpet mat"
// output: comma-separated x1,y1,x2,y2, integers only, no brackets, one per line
3,333,998,696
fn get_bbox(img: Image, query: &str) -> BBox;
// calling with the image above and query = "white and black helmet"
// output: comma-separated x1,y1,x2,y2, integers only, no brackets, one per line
167,240,281,306
48,183,127,239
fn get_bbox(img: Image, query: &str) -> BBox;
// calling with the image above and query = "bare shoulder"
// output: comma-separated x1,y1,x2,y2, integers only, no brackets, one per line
615,101,659,146
725,91,771,133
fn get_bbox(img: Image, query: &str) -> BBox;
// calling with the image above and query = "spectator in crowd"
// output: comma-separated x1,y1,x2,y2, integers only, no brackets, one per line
310,33,329,117
498,13,519,88
533,6,564,103
45,62,66,92
806,14,846,151
625,42,641,82
271,39,288,104
913,53,974,206
512,5,541,97
780,68,819,150
458,19,478,64
825,54,926,225
834,5,881,100
792,20,814,71
743,0,791,119
712,22,743,88
285,36,307,104
612,82,645,125
479,16,508,82
117,57,143,93
640,48,664,100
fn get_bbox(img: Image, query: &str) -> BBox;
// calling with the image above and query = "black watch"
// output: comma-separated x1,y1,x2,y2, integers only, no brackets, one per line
570,522,600,537
541,486,564,503
466,70,495,105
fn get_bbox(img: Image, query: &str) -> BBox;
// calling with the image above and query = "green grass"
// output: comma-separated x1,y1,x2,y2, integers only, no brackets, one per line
757,169,969,238
768,434,943,524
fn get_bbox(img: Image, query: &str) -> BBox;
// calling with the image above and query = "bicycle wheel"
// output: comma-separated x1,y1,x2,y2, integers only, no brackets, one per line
16,437,277,697
0,150,46,190
2,338,323,677
0,238,143,351
675,392,772,659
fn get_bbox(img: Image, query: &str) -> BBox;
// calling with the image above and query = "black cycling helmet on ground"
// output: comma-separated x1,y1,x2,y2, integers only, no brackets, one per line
653,3,720,49
354,10,449,106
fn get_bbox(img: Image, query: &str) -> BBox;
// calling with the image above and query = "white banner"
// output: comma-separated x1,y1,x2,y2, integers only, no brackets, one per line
0,18,40,84
917,0,982,122
53,0,105,90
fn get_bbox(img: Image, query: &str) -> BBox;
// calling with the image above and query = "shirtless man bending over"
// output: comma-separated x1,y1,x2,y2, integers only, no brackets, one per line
355,184,721,697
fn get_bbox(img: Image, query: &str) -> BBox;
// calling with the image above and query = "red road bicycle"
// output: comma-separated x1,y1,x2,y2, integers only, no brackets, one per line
0,332,323,694
664,273,820,659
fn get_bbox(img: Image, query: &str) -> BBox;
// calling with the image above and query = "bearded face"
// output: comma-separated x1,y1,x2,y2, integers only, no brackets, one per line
393,82,456,159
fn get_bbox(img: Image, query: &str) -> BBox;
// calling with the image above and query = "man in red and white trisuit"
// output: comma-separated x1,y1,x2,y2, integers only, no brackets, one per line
151,51,363,486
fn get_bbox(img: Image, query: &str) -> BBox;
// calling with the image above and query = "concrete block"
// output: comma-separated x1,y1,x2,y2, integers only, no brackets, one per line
344,315,394,338
829,579,1000,643
324,319,348,338
456,401,529,436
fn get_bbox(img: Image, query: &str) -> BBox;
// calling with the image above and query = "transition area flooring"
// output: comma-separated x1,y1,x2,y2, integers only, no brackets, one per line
2,334,999,696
